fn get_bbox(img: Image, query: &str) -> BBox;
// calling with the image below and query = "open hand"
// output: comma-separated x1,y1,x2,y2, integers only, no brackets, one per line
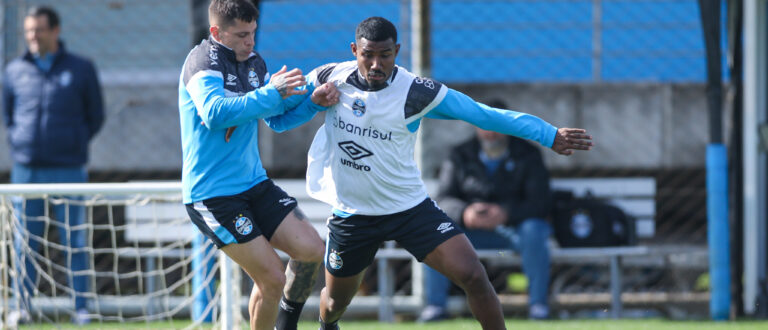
551,128,593,156
270,65,308,99
311,82,340,107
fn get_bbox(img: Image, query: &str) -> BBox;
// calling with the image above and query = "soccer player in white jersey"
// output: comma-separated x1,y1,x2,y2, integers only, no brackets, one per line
178,1,339,329
304,17,592,330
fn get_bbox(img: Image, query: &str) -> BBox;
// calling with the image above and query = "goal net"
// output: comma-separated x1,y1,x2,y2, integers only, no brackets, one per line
0,182,242,328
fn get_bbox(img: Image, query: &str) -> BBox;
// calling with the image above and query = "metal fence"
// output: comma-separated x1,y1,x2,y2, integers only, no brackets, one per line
257,0,710,83
1,0,190,76
0,0,715,320
0,0,713,80
0,0,712,171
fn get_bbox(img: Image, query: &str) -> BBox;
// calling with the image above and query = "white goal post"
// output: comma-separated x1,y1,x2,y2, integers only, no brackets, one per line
0,182,240,329
0,180,430,328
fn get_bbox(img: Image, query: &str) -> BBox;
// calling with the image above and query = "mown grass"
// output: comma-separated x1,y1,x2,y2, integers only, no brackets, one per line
19,318,768,329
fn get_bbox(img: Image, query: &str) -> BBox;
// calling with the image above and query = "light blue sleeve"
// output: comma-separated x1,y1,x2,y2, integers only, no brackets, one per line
264,83,327,132
280,80,311,111
186,72,285,130
264,66,335,132
426,88,558,147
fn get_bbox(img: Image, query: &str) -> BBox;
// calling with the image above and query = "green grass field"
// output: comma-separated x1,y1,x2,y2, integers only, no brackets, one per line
19,319,768,330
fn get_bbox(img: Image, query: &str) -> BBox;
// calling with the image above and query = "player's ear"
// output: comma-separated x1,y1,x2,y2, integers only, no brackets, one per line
350,42,357,56
210,25,219,40
394,43,400,57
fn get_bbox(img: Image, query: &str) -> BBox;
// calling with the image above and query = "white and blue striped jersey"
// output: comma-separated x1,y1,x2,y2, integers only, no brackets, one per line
306,61,557,216
179,37,323,203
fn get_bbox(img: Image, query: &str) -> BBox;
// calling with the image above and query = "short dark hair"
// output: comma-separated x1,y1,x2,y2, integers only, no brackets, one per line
209,0,259,29
26,6,60,29
356,16,397,43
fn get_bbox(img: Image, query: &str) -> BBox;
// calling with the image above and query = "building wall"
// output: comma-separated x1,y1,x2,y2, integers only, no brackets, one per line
420,83,709,175
0,0,711,176
0,82,708,174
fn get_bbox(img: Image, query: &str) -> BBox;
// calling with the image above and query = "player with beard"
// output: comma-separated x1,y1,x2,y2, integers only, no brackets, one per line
302,17,592,330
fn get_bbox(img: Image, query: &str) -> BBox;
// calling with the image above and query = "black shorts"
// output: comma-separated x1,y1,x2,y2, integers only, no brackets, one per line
325,198,463,277
185,179,297,248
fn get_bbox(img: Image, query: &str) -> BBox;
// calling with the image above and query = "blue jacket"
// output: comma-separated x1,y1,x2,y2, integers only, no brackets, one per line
2,42,104,167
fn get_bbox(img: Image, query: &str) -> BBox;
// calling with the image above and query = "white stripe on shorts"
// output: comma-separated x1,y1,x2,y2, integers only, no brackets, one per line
194,201,220,231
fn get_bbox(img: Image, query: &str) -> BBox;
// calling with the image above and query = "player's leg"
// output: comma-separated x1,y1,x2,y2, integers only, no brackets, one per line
419,228,512,322
394,198,504,330
269,207,324,330
422,235,506,330
319,270,366,329
221,237,286,330
318,212,383,328
186,182,295,330
247,179,325,329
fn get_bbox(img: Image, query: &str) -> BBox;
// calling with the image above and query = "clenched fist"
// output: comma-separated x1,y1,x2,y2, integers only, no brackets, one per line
310,82,340,107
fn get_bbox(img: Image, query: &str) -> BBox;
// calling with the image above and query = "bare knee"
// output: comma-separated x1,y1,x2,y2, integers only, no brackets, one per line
306,243,324,262
454,263,490,292
322,288,352,313
292,238,325,263
252,269,286,301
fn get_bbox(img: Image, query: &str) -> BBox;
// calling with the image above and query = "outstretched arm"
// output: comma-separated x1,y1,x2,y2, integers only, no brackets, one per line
428,88,592,154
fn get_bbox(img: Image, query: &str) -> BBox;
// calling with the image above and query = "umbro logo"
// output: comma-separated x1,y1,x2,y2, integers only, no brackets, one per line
279,198,296,206
338,141,373,160
226,73,237,86
437,222,454,233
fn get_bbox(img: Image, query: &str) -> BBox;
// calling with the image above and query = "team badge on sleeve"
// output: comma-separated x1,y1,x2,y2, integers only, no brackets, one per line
235,215,253,235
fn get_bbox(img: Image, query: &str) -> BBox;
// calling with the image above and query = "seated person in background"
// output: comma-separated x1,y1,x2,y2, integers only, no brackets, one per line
419,104,553,321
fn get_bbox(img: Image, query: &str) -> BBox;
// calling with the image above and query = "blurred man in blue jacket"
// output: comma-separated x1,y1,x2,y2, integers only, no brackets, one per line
2,6,103,326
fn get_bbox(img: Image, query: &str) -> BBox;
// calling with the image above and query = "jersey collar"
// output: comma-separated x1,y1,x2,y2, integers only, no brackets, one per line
208,36,257,62
346,66,399,91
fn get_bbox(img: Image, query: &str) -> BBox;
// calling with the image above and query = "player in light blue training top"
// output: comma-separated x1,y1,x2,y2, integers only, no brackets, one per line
178,1,339,329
